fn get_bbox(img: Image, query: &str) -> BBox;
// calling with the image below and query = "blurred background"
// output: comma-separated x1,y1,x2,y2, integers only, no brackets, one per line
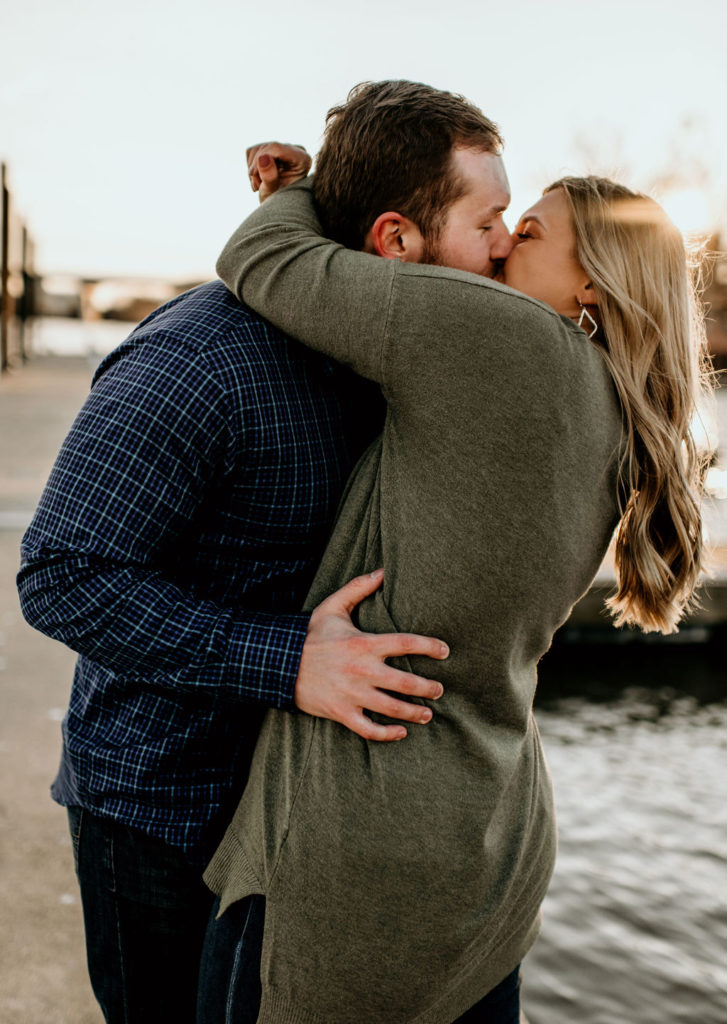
1,1,726,1021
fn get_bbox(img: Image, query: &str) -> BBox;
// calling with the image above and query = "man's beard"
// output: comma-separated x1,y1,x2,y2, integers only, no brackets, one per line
419,234,503,281
420,233,444,267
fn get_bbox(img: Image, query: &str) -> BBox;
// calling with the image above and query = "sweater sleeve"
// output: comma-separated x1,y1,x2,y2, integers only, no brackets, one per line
217,178,583,411
216,179,395,386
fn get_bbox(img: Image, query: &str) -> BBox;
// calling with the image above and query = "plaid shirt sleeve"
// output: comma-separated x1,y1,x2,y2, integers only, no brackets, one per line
17,338,307,710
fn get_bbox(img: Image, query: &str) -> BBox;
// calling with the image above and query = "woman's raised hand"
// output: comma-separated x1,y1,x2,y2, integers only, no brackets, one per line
246,142,312,203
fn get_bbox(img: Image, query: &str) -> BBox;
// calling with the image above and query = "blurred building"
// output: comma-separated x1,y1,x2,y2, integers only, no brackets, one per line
79,278,196,322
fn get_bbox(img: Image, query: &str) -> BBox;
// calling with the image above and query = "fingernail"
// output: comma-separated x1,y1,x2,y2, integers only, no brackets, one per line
434,685,444,699
440,644,449,658
370,568,384,579
421,709,432,723
258,154,272,168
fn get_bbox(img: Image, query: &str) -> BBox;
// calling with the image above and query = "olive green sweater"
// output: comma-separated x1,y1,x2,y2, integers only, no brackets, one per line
205,179,623,1024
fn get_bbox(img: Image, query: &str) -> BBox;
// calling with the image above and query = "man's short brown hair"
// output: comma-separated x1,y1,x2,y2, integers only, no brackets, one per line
313,80,503,251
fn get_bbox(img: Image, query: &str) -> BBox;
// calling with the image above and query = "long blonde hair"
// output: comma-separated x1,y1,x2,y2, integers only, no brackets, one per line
545,176,713,634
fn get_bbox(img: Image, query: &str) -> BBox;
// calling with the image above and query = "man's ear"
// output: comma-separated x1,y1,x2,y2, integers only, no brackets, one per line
365,212,426,263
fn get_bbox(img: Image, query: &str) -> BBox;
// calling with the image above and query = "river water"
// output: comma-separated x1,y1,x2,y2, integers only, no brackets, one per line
522,679,727,1024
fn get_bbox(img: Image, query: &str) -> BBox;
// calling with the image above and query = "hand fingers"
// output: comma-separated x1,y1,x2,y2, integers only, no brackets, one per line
246,143,287,169
246,144,261,170
246,145,264,188
246,143,269,164
249,142,310,165
371,632,450,662
344,711,408,743
363,690,434,724
247,142,310,176
246,141,312,201
257,152,281,186
317,574,449,660
247,144,276,194
322,569,385,616
256,154,283,202
373,667,444,702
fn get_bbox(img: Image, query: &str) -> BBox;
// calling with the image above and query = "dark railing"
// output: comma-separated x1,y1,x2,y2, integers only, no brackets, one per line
1,162,37,374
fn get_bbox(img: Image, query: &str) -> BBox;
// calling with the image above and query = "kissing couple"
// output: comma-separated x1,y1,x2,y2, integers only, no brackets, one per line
20,80,711,1024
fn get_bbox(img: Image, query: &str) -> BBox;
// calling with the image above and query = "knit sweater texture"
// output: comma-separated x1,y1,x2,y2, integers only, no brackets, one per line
205,179,624,1023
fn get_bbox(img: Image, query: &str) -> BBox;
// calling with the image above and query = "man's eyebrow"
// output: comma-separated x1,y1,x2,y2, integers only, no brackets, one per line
480,204,508,219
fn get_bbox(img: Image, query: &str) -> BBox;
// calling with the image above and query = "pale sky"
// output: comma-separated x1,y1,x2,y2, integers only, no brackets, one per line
2,0,726,278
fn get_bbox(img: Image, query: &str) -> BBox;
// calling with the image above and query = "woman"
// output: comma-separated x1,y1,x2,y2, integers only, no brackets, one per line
202,157,711,1023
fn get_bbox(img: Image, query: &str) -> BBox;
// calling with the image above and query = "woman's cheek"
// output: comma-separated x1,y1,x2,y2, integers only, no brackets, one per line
505,253,524,287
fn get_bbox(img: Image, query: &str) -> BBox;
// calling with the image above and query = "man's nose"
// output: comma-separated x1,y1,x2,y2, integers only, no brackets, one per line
490,221,514,261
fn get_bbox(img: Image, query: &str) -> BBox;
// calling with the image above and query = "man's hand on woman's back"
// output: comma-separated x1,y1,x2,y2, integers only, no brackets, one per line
296,570,448,742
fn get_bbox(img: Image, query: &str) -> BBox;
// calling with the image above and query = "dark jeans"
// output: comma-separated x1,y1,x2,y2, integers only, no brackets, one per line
68,806,215,1024
197,894,522,1024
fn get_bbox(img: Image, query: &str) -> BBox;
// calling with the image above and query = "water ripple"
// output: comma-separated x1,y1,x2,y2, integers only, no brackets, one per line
522,689,727,1024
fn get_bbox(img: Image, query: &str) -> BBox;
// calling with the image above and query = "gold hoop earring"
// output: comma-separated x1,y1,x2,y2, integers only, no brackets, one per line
577,304,598,339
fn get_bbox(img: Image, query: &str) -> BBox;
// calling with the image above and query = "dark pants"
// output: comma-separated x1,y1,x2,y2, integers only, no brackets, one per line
68,806,215,1024
198,894,522,1024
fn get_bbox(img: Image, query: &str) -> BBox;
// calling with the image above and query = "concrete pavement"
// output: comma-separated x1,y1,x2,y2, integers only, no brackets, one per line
1,356,101,1023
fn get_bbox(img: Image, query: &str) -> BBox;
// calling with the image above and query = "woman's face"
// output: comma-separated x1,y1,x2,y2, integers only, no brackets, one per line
502,188,589,318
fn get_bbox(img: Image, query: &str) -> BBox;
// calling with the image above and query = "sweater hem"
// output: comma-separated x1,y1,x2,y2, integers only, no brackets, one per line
254,914,540,1024
258,990,328,1024
203,827,263,915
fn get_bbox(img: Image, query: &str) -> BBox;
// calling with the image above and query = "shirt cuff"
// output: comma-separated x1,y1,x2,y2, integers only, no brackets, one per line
229,610,310,711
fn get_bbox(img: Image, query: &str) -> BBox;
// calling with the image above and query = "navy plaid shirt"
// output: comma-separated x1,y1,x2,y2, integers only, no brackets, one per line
18,281,381,859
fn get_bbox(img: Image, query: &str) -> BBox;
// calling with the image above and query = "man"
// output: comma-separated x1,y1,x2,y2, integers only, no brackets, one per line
17,80,509,1023
197,82,541,1023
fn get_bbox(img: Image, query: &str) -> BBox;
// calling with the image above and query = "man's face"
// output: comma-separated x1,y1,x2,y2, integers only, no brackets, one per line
424,148,513,278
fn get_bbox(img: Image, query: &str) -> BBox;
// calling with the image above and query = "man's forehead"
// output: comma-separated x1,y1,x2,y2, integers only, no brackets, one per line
452,147,510,208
